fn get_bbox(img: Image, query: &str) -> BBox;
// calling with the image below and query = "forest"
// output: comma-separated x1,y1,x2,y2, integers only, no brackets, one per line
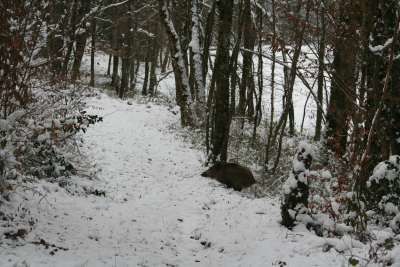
0,0,400,266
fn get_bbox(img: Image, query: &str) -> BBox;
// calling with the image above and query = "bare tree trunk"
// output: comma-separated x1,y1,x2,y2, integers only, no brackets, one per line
111,55,119,88
129,7,138,92
242,0,257,120
71,35,86,81
229,0,244,117
158,0,196,127
89,19,96,87
63,0,78,75
149,35,159,96
252,6,263,144
107,55,112,76
236,0,248,117
301,92,311,134
130,60,140,91
47,1,67,76
314,4,326,141
142,44,150,95
189,0,205,104
120,57,130,98
326,0,359,157
161,50,169,73
210,0,234,162
111,6,121,89
149,20,160,96
72,0,91,81
202,0,217,86
265,0,277,168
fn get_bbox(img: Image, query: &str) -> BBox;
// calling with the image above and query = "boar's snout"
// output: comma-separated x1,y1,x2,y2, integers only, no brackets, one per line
201,163,221,178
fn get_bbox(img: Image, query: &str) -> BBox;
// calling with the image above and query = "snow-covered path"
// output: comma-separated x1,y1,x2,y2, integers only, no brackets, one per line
1,93,342,267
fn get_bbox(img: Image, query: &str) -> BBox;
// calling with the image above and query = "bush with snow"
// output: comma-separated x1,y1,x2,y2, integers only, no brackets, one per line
281,142,314,228
366,155,400,232
0,84,102,189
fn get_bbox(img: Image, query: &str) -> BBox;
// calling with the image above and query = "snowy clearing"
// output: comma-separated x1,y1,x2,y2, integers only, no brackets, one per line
0,92,347,267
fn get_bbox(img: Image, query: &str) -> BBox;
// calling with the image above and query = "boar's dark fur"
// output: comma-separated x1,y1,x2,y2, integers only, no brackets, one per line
201,162,256,191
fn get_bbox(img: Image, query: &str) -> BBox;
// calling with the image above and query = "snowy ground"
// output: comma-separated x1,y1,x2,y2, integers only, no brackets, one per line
0,51,379,266
1,90,356,267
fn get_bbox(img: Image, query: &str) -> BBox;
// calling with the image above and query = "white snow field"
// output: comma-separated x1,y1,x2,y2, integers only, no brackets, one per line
1,92,351,267
1,50,376,266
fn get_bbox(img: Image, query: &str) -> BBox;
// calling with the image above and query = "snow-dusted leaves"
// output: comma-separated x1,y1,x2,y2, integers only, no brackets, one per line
0,85,102,183
367,155,400,233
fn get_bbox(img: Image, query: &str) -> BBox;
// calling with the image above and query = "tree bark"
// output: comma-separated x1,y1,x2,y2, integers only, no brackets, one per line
158,0,196,127
202,1,217,86
48,1,66,76
89,19,96,87
71,0,91,80
210,0,234,162
241,0,256,119
149,22,160,96
314,5,326,141
63,0,78,76
142,44,150,95
326,0,359,157
229,0,244,117
107,55,112,76
189,0,205,103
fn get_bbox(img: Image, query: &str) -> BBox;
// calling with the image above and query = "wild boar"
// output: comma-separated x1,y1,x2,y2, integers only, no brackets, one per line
201,162,256,191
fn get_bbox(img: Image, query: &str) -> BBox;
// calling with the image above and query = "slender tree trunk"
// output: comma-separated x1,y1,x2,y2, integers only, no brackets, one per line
252,6,263,143
129,7,138,91
210,0,234,162
71,0,91,80
314,5,326,141
119,11,133,99
229,0,244,117
149,59,157,96
288,101,295,136
241,0,256,120
71,36,86,81
161,50,169,73
189,0,205,103
265,0,277,168
63,0,78,75
149,41,159,96
142,44,150,95
111,55,119,88
48,1,66,76
120,58,130,98
107,55,112,76
130,60,140,91
202,1,217,86
301,92,311,134
89,19,96,87
158,0,195,127
149,22,160,96
111,9,120,89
